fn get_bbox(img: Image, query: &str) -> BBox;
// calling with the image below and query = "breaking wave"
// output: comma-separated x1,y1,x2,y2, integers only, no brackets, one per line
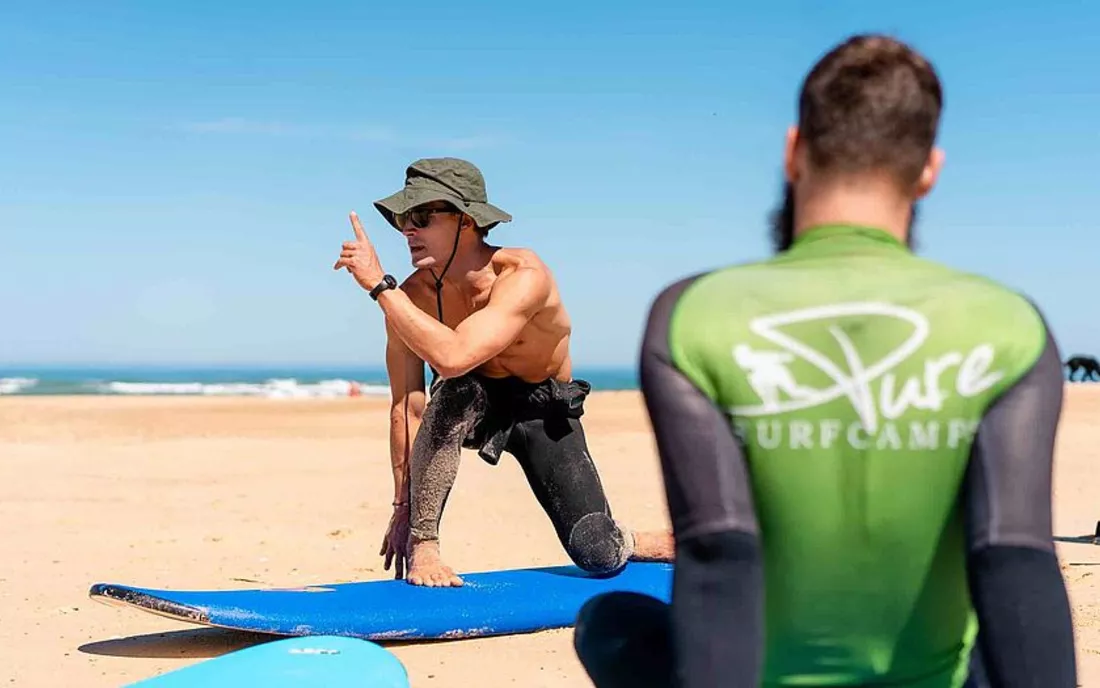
0,377,38,395
0,376,388,398
98,378,388,398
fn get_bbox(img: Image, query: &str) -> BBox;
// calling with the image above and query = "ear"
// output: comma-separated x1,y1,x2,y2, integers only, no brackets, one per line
783,125,801,183
914,147,945,199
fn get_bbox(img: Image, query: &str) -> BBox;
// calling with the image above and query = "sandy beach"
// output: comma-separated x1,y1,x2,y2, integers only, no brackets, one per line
3,386,1099,687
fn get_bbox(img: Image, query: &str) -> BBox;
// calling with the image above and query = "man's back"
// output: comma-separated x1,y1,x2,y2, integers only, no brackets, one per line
652,224,1052,686
573,33,1075,688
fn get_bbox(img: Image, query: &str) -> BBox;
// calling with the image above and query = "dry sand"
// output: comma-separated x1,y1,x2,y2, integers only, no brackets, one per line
2,386,1099,686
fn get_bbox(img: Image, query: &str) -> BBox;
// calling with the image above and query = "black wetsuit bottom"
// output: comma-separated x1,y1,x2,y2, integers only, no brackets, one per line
574,591,994,688
412,373,632,574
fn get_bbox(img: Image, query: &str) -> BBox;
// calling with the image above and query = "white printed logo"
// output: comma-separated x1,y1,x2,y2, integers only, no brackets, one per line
729,302,1004,451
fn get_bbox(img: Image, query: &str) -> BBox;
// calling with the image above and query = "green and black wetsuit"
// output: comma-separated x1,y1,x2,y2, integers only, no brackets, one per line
575,225,1076,687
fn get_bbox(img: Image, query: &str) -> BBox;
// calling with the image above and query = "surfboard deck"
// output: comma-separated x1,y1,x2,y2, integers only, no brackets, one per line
127,635,409,687
91,562,672,641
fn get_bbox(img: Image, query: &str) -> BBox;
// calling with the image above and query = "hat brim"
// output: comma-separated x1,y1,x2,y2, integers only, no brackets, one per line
374,187,512,232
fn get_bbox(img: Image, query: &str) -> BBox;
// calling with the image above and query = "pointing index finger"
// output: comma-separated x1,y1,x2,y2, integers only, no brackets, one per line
349,211,368,242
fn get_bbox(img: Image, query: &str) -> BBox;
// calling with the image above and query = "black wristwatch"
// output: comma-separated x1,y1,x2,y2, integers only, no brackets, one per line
369,274,397,301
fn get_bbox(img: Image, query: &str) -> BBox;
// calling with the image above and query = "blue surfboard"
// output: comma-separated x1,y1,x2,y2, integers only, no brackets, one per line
91,562,672,640
128,635,409,687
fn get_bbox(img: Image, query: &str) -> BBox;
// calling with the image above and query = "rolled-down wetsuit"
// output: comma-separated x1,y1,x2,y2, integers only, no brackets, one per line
575,224,1076,687
407,372,634,574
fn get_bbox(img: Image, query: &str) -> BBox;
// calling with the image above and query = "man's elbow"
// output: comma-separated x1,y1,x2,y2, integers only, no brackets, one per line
432,352,479,380
434,363,475,380
432,325,520,379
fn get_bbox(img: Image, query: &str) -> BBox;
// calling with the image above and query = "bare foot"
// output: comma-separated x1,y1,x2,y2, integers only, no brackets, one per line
406,539,464,587
629,530,675,562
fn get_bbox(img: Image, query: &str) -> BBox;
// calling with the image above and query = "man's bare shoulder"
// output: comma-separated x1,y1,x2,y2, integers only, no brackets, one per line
487,248,559,313
491,247,555,278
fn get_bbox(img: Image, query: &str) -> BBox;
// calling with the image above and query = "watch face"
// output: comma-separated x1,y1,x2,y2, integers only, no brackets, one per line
372,275,396,300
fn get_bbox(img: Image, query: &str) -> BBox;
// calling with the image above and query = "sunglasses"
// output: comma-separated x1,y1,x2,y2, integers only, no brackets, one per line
395,206,458,229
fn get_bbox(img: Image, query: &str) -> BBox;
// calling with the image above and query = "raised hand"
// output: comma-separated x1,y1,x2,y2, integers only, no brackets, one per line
333,211,385,291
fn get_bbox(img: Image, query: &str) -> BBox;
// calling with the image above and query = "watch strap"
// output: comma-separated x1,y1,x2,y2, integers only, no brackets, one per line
369,274,397,301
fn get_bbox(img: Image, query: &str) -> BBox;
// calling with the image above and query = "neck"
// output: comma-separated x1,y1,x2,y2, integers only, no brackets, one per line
434,240,495,288
794,176,914,244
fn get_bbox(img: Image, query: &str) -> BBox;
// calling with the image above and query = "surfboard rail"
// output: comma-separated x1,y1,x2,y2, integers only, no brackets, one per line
89,562,673,641
91,583,210,624
125,635,410,687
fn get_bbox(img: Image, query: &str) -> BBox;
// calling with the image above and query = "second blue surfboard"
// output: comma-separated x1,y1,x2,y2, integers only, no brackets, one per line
128,635,409,687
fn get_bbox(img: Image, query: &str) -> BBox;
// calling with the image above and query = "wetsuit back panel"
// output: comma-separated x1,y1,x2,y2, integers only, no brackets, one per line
664,225,1048,686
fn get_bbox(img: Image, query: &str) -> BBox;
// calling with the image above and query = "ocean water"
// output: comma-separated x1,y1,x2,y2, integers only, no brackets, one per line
1,365,1091,398
0,366,640,398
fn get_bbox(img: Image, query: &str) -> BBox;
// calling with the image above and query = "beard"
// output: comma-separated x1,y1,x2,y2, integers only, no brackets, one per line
768,181,920,253
768,182,797,253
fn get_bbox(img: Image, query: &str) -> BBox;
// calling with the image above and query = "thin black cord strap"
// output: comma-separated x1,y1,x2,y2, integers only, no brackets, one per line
428,218,464,383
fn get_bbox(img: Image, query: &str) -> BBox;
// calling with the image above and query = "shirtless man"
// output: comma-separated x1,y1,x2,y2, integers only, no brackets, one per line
333,157,673,586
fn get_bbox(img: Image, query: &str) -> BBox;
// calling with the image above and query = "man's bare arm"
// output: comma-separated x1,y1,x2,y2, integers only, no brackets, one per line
377,266,550,378
332,214,548,377
385,319,426,504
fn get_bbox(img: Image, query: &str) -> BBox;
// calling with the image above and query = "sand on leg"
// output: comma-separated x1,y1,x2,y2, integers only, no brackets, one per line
406,376,486,587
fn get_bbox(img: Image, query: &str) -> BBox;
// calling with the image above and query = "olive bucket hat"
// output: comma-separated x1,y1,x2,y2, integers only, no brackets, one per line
373,157,513,232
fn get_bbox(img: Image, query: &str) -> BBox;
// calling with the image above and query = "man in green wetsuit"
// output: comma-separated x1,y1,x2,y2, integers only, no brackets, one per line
573,34,1077,688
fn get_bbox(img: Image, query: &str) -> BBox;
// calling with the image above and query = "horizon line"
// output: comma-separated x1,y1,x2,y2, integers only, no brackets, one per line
0,361,639,370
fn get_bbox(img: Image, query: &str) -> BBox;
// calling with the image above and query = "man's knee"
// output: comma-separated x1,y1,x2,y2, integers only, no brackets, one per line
422,375,485,441
574,591,671,688
574,592,626,656
567,513,633,574
429,375,484,411
573,593,623,687
577,591,667,638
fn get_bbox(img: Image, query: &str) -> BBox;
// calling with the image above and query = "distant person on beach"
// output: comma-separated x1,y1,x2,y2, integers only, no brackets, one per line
333,157,673,587
573,35,1077,688
1065,354,1100,382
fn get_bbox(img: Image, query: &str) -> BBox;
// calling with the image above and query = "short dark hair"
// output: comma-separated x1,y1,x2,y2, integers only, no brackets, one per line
797,34,943,188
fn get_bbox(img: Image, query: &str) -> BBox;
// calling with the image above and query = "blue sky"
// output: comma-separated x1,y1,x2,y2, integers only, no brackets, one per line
2,1,1097,367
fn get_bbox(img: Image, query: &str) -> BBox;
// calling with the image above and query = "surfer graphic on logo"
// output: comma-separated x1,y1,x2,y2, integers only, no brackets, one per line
733,344,814,409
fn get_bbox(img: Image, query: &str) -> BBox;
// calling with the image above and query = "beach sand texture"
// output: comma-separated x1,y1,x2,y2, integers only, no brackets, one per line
3,386,1099,686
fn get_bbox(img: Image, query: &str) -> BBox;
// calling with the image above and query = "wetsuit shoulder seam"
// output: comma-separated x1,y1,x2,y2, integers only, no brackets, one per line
643,270,718,362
